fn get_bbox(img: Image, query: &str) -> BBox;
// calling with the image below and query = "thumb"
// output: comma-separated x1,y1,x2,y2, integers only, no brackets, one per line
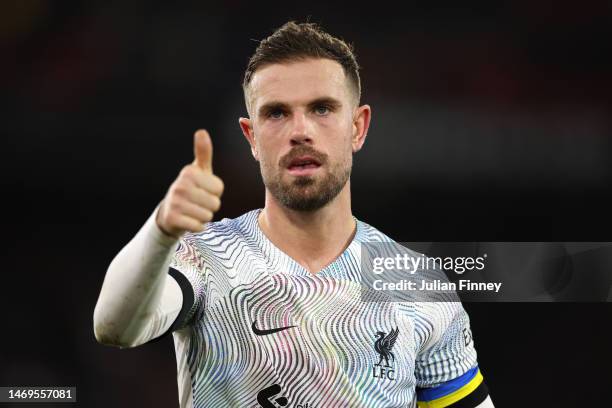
193,129,213,172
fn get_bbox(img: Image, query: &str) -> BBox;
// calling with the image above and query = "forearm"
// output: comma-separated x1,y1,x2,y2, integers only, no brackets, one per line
476,395,495,407
93,207,181,348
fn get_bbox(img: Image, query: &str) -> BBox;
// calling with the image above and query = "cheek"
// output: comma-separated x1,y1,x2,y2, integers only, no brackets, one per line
255,134,278,165
324,115,352,145
329,134,354,168
342,121,356,152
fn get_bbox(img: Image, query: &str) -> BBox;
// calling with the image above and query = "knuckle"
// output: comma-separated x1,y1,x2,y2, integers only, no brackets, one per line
214,176,225,195
202,208,213,221
212,196,221,211
173,184,188,197
166,213,177,227
168,198,182,212
180,165,197,181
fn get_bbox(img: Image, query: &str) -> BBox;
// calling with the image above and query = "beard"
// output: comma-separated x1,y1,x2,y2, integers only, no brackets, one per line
260,145,352,212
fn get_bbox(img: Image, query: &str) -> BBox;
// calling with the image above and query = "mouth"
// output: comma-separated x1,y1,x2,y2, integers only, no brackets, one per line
287,156,322,176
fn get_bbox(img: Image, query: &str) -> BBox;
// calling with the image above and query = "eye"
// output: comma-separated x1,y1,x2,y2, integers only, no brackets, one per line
268,109,285,119
314,105,330,116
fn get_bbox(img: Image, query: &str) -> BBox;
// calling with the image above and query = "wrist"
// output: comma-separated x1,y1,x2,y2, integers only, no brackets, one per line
151,205,181,246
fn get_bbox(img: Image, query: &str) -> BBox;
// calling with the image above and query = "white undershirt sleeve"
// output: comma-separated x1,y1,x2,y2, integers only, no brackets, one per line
93,207,184,348
476,395,495,407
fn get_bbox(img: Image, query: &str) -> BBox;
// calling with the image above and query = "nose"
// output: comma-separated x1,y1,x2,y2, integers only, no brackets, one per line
289,111,313,146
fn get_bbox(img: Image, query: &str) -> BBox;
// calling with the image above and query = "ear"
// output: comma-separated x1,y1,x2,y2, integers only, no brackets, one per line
239,117,259,161
351,104,371,153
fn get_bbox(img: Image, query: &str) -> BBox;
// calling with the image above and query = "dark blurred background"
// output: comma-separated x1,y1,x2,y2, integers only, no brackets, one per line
2,0,611,406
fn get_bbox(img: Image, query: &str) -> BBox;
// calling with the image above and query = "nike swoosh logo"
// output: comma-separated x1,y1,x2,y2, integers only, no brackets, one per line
251,321,296,336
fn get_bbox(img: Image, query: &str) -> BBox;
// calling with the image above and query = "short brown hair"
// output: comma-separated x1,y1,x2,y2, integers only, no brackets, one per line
243,21,361,112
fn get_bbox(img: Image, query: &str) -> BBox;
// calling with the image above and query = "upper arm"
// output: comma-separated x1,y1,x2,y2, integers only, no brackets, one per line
141,236,209,344
130,274,184,346
416,366,491,407
414,302,491,407
166,236,208,328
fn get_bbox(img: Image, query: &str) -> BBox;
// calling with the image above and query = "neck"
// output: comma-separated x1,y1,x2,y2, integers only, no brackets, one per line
258,182,356,274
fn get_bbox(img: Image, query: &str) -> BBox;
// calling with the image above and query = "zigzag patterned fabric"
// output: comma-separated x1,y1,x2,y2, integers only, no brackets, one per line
167,209,479,408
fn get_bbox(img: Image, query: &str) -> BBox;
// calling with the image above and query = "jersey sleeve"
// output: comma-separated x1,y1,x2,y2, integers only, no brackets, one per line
165,232,209,331
413,302,490,407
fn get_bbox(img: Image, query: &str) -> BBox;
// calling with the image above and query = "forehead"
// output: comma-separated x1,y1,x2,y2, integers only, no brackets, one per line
249,58,350,110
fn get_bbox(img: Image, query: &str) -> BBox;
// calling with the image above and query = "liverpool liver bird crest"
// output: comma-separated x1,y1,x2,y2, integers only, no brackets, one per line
374,328,399,367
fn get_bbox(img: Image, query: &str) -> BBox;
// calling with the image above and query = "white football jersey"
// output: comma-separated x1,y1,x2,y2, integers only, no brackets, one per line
165,209,480,408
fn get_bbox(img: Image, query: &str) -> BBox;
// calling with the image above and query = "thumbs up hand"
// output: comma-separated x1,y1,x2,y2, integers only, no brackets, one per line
193,128,214,172
156,130,224,238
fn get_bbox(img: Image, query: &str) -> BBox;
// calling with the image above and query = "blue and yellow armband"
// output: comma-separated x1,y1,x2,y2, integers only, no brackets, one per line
417,366,489,408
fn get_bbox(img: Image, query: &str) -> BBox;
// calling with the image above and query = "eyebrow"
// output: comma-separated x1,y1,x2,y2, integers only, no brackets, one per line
257,97,343,118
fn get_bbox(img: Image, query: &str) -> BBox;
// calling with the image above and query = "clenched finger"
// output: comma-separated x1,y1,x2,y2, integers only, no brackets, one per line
172,214,206,233
191,172,224,197
185,188,222,212
178,201,214,223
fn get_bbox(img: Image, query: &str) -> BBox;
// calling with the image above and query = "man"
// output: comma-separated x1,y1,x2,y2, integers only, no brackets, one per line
94,22,494,408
